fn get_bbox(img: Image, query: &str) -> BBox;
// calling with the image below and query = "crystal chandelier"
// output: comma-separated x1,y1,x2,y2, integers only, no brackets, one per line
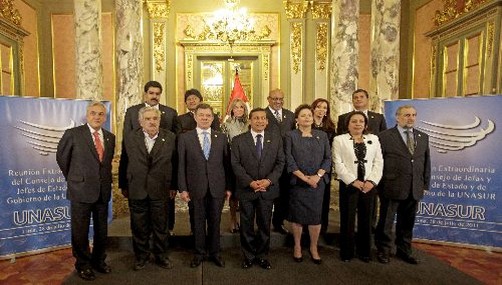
205,0,256,47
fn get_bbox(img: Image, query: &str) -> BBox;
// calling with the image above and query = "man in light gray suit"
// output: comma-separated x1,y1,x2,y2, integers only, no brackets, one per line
56,101,115,281
177,103,231,268
231,108,285,270
119,107,177,271
375,105,431,265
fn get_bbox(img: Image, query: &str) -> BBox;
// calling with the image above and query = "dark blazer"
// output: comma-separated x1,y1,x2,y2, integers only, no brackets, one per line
175,112,221,134
378,126,431,201
123,103,178,134
56,125,115,203
264,107,296,137
177,129,229,199
337,111,387,135
119,129,177,200
230,131,285,201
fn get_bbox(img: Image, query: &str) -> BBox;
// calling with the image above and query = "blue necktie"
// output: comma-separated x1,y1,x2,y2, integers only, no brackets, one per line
256,134,263,159
202,131,210,160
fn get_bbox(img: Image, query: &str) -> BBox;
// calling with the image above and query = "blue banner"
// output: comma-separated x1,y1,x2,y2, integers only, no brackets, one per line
0,96,112,257
384,95,502,249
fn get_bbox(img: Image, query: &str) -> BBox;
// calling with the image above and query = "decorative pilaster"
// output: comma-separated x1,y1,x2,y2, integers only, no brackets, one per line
115,0,144,138
329,0,359,118
311,1,331,100
370,0,401,110
145,0,170,105
284,0,308,109
74,0,103,100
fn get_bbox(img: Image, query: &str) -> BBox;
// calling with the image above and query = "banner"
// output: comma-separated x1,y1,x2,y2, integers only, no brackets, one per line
384,96,502,249
0,96,112,257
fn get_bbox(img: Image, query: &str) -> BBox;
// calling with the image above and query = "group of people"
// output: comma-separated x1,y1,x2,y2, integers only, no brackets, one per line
56,83,430,281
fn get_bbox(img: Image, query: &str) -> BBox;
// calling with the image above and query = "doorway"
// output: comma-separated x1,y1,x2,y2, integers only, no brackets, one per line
195,56,259,119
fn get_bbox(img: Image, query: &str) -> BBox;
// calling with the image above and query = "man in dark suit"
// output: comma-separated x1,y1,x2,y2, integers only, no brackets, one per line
177,103,230,268
175,88,221,234
375,105,431,265
264,88,295,234
175,88,221,134
119,107,177,271
122,81,178,234
56,101,115,281
336,89,387,135
231,108,285,270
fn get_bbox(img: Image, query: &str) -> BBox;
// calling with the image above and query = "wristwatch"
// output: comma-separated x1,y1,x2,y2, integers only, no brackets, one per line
316,172,323,177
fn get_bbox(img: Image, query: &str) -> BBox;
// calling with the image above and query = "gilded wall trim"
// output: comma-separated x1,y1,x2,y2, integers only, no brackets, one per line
0,0,22,26
486,20,494,57
145,0,170,19
316,22,328,71
310,1,332,19
284,0,309,19
434,0,488,26
291,22,302,74
153,22,165,72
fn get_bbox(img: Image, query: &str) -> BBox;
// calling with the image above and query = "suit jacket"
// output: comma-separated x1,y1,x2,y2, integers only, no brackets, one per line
175,112,221,134
378,126,431,200
337,111,387,135
264,107,296,137
230,131,285,201
119,129,177,200
332,133,383,185
177,129,229,199
56,125,115,203
123,103,178,135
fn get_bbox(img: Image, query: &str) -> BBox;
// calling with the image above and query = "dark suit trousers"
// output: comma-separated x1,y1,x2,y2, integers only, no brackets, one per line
70,199,108,270
239,197,274,261
376,193,418,256
168,198,175,230
339,183,375,259
129,197,169,261
192,192,225,257
272,170,290,228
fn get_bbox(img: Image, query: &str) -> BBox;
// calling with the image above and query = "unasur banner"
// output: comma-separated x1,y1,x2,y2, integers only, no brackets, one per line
0,96,112,258
384,95,501,249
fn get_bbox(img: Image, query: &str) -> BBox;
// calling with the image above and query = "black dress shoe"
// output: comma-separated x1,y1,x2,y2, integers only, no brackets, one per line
293,256,303,263
134,259,148,271
396,252,419,264
242,259,253,269
377,251,390,264
273,225,289,235
358,256,371,263
93,262,111,274
309,250,322,265
210,255,225,267
156,257,174,269
255,258,272,269
190,256,203,268
77,268,96,281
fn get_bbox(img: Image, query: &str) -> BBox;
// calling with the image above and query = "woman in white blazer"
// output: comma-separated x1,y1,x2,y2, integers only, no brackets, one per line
333,111,383,262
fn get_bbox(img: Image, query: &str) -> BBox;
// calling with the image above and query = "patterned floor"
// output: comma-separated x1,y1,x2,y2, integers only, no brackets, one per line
1,242,501,285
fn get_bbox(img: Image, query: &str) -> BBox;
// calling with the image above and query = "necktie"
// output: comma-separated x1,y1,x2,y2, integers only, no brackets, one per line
93,131,104,162
405,129,415,154
202,131,210,160
274,110,282,123
256,134,263,159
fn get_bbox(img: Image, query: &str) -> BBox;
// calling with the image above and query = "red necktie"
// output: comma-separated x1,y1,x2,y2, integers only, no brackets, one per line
93,131,104,162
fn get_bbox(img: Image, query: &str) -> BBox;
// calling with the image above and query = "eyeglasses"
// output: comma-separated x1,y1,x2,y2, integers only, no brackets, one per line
269,97,284,102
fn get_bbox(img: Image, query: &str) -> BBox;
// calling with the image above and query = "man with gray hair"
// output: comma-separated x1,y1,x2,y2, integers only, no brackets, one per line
119,106,177,271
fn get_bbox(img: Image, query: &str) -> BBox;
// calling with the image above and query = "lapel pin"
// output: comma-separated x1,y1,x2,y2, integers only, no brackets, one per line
266,140,271,143
214,134,218,138
162,138,165,142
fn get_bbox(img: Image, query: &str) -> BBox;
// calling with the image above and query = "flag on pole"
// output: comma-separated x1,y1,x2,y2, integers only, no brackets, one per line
225,70,250,119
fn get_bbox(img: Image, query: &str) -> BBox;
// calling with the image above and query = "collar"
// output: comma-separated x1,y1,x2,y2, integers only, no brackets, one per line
145,103,160,110
268,106,282,114
196,127,211,135
250,130,265,138
87,124,103,136
142,130,159,140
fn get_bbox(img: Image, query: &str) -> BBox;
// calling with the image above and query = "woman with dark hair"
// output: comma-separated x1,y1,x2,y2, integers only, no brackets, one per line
310,98,336,234
285,104,331,264
222,98,249,233
333,111,383,262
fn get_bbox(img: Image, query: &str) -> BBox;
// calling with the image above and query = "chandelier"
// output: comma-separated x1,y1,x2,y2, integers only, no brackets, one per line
205,0,256,47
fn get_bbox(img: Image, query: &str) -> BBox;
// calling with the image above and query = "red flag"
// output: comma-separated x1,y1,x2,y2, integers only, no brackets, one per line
226,70,250,118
